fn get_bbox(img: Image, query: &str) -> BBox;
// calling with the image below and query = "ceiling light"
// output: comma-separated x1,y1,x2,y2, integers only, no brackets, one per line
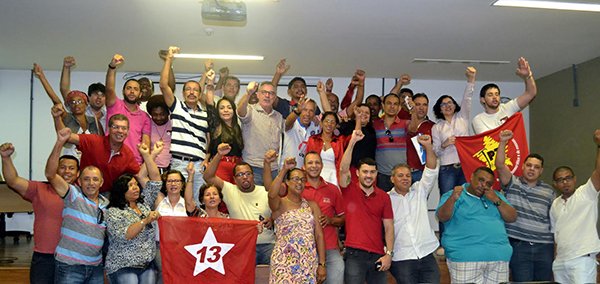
492,0,600,12
413,58,510,64
174,53,264,60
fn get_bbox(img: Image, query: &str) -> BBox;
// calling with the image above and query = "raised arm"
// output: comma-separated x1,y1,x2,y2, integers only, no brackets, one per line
484,188,517,223
389,73,411,95
159,46,180,108
51,103,68,132
418,134,437,170
45,128,72,197
215,67,229,91
59,56,76,100
437,186,462,222
591,129,600,191
1,143,29,196
105,54,125,107
316,81,332,113
33,64,63,106
515,57,537,110
136,143,161,189
237,81,257,118
184,162,197,213
203,69,216,107
203,143,228,189
345,69,366,113
263,149,279,192
338,130,364,188
198,59,213,90
495,130,514,186
456,66,476,120
271,59,290,108
267,157,295,212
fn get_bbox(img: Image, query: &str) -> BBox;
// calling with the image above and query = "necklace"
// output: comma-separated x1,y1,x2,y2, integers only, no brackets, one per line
155,124,169,142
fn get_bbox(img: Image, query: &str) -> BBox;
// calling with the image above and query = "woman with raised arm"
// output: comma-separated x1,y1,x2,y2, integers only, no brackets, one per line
184,163,228,218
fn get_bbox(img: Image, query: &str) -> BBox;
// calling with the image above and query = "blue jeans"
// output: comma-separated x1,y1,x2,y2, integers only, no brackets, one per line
109,265,157,284
154,242,164,284
390,253,440,284
438,164,465,238
344,247,387,284
256,243,274,265
55,260,104,284
325,249,344,284
411,170,423,184
171,158,205,207
251,166,277,187
31,252,55,284
509,238,554,281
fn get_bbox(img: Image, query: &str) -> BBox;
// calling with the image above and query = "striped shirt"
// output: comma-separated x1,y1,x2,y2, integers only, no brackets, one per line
55,185,108,266
373,117,409,175
169,98,209,161
503,176,555,243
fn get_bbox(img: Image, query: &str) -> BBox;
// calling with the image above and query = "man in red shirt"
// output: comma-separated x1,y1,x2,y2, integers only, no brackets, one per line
339,130,395,284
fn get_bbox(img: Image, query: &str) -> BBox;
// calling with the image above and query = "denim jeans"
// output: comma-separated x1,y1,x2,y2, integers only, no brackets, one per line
54,260,104,284
509,238,554,281
109,265,157,284
438,164,465,238
154,242,164,284
171,158,205,207
344,247,387,284
256,243,274,265
31,252,55,284
390,253,440,284
325,249,344,284
250,166,277,187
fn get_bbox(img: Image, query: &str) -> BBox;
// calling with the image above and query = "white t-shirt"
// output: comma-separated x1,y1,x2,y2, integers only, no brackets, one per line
222,181,274,244
471,98,520,134
281,119,320,167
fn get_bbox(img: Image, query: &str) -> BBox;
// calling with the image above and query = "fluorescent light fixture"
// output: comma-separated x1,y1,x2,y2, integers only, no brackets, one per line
413,58,511,64
492,0,600,12
174,53,264,60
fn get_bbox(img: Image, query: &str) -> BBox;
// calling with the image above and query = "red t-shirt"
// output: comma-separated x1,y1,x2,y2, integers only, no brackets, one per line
78,134,140,192
341,182,393,254
302,178,345,250
23,181,63,254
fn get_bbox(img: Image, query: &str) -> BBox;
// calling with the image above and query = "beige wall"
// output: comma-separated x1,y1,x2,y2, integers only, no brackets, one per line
531,56,600,185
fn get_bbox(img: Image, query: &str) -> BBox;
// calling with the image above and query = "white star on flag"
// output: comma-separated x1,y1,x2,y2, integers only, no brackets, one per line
184,227,235,276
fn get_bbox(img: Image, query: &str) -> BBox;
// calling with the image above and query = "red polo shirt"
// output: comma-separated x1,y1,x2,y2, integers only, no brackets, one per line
341,182,393,254
78,134,140,192
302,178,345,250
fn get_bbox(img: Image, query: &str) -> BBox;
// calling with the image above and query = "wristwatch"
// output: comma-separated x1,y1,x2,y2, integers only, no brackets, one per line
318,262,326,268
493,199,502,207
385,249,394,257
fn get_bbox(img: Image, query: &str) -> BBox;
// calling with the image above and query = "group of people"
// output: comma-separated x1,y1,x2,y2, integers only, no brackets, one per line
1,46,599,284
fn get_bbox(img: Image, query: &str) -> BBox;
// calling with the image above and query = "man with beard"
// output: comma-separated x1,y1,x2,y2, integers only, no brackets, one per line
406,93,435,182
1,143,79,284
203,143,275,264
495,130,555,282
339,130,394,283
549,129,600,283
160,46,211,202
146,95,172,173
105,54,151,164
436,167,517,283
472,57,537,134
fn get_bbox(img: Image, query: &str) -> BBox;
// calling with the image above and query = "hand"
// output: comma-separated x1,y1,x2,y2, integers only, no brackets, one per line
465,66,477,82
317,265,327,283
206,69,216,85
451,185,463,201
443,136,456,147
137,143,150,156
377,254,392,271
316,81,326,94
417,134,432,147
338,111,349,122
483,187,499,203
109,54,125,69
0,143,15,158
594,129,600,146
355,69,366,85
145,211,161,223
152,140,164,157
399,73,411,85
186,162,195,176
217,143,232,156
262,217,273,230
63,56,76,68
325,78,334,92
275,58,290,75
57,128,71,143
318,214,330,228
32,63,43,78
295,97,308,113
351,130,365,143
499,130,513,143
515,57,532,79
256,222,264,234
247,81,258,95
263,149,277,165
167,46,180,59
219,67,229,79
51,104,65,118
283,157,297,171
204,59,214,72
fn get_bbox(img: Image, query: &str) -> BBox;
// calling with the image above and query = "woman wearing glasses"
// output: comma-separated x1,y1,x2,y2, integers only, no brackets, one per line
266,157,326,284
431,67,477,249
105,144,162,283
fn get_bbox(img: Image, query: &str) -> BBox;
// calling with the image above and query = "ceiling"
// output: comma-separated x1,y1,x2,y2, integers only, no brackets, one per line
2,0,600,82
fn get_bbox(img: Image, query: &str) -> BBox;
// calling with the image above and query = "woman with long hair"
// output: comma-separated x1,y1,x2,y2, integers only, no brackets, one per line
306,111,348,186
184,163,228,218
208,97,244,184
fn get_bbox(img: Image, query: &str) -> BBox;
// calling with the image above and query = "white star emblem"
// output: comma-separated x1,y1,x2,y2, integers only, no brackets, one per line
184,227,235,276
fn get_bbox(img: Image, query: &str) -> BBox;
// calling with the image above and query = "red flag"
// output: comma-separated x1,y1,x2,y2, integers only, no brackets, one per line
159,216,259,284
455,112,529,187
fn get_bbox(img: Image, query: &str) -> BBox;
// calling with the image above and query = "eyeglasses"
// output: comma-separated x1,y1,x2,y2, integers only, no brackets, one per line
97,209,104,224
110,125,129,131
385,129,394,142
235,172,253,178
440,102,453,108
69,100,85,105
288,176,307,183
166,179,182,183
259,90,276,96
554,175,574,183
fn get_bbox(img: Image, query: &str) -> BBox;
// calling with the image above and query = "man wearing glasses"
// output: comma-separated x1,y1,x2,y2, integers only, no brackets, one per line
204,143,275,265
373,93,409,191
550,129,600,283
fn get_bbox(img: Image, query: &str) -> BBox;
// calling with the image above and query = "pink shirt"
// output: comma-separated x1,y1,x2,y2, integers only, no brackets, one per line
106,98,151,164
150,120,172,168
23,182,63,254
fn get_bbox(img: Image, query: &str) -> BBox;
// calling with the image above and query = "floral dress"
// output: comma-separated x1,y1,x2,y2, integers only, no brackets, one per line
269,199,317,284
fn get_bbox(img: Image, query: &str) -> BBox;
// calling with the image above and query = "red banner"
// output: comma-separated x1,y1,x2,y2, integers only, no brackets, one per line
159,216,259,284
455,112,529,186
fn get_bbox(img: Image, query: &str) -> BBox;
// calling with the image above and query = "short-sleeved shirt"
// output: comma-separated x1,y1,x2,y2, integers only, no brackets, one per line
281,119,320,167
55,185,109,266
472,98,520,134
239,104,283,170
503,176,555,243
436,184,512,262
550,179,600,261
78,134,140,193
169,97,209,161
340,182,393,254
302,178,345,250
221,181,274,244
373,117,409,175
150,120,172,168
106,98,151,164
23,181,64,254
